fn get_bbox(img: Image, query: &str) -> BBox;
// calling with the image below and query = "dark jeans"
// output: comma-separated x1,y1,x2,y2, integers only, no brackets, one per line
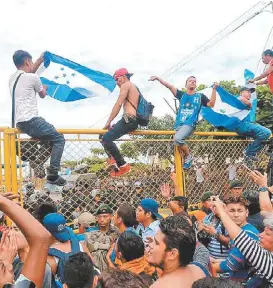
17,117,65,175
101,116,138,167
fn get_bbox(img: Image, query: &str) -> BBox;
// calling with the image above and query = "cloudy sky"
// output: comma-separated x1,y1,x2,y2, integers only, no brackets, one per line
0,0,272,129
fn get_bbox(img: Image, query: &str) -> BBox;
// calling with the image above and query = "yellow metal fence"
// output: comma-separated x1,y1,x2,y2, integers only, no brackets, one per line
1,128,264,220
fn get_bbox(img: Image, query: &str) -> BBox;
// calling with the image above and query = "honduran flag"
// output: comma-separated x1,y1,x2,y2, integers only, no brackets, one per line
37,51,116,102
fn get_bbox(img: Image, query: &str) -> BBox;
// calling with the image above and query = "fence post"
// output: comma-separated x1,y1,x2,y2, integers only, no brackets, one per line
174,146,185,196
3,129,12,192
10,130,18,194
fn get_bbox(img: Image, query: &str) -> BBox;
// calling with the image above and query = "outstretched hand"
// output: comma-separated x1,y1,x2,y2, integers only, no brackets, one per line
249,170,267,187
149,76,158,81
160,183,171,199
0,192,19,201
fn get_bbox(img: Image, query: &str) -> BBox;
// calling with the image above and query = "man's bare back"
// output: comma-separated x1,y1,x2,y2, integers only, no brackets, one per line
150,265,206,288
122,82,139,116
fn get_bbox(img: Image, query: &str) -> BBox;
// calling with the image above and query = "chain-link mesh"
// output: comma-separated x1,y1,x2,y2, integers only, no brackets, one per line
185,137,268,203
16,132,175,221
13,131,267,219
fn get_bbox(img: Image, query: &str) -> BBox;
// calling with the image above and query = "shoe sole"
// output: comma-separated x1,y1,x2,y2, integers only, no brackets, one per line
111,167,131,177
47,179,67,186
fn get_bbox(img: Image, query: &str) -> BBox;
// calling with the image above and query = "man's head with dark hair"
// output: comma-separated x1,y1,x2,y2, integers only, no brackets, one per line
136,198,162,226
192,276,243,288
99,269,148,288
185,76,197,91
64,252,97,288
116,231,144,262
33,201,58,223
243,190,260,215
169,196,188,215
114,203,137,230
262,49,273,65
13,50,33,72
224,196,249,227
148,215,196,269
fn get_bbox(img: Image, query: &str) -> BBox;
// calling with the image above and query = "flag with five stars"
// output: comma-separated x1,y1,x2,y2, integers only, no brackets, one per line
37,51,116,102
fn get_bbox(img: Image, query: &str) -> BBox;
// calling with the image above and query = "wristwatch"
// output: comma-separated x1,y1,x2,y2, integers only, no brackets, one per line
258,187,268,192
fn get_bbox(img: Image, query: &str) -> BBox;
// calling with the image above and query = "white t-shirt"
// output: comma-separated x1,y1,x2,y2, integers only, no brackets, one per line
9,70,43,124
195,167,204,183
227,165,237,181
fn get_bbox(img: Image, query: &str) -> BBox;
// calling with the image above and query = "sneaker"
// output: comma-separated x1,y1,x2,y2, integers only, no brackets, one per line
183,155,193,170
243,151,259,162
111,164,131,177
47,175,67,186
106,158,117,171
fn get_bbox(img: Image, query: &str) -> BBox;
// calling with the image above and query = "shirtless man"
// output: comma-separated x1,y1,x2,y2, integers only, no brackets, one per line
248,49,273,93
148,215,209,288
102,68,139,177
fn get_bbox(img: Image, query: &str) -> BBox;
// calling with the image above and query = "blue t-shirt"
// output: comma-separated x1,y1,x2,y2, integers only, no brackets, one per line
219,223,259,281
174,90,210,129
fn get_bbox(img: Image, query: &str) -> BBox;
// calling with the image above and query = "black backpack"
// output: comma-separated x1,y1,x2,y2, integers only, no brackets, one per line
127,87,154,126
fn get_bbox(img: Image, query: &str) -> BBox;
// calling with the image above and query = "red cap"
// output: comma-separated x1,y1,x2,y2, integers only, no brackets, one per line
113,68,133,80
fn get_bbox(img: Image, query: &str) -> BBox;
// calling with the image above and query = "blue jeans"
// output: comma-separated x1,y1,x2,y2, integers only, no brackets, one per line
174,125,195,145
101,116,138,167
235,121,271,156
17,117,65,174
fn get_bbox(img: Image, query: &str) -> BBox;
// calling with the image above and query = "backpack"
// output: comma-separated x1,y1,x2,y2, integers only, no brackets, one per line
49,229,81,287
127,87,154,126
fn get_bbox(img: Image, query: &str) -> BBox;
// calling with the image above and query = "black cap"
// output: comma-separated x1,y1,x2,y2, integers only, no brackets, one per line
240,87,255,93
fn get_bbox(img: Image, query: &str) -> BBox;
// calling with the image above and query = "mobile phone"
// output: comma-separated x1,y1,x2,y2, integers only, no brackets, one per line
256,167,265,175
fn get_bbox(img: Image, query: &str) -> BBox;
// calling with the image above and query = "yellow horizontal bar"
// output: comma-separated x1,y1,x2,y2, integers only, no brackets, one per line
0,127,9,132
10,128,273,138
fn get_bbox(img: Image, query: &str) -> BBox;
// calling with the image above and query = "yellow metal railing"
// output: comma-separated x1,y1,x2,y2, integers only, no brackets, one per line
1,128,267,215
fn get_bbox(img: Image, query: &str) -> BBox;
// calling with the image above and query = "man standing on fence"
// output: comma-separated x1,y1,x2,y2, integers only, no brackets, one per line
248,49,273,93
149,76,216,169
101,68,139,177
9,50,66,186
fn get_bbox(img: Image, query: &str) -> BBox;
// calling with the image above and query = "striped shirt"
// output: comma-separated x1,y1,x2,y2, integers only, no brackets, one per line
204,213,229,259
234,230,273,286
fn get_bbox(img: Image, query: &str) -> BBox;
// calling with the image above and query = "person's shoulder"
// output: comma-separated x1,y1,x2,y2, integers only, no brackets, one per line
243,223,259,237
121,81,133,89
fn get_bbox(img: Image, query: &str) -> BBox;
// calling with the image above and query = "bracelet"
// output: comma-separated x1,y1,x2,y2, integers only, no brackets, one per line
258,187,268,192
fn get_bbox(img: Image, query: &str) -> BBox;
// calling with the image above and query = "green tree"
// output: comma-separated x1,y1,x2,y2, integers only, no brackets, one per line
120,141,140,159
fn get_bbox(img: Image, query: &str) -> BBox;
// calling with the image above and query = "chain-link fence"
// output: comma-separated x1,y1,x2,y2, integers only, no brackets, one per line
1,129,268,221
15,130,176,222
185,137,268,203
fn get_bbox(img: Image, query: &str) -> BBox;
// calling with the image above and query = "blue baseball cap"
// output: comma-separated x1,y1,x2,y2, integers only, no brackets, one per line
140,198,163,219
43,213,70,242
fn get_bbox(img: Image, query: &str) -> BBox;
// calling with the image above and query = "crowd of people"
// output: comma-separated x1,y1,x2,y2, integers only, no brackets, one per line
1,169,273,288
4,48,273,287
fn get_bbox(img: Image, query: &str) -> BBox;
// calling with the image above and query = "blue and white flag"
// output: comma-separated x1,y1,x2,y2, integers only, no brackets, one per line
200,70,257,131
37,51,116,102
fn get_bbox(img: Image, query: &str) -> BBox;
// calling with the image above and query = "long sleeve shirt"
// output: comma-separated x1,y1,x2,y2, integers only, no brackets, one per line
234,230,273,286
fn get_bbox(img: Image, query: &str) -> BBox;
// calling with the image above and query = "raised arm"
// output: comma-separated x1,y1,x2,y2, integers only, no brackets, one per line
0,195,51,287
248,65,273,83
250,171,273,212
32,52,45,73
207,82,218,108
149,76,178,97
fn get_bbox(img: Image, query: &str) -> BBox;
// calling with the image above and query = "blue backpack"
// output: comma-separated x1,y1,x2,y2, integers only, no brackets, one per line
49,229,81,288
127,87,154,126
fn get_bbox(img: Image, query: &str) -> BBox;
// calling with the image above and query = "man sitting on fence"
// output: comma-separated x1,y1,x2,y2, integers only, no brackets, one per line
9,50,66,186
101,68,139,177
149,76,217,169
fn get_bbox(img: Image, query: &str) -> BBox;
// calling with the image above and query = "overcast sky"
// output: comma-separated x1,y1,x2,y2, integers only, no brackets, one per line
0,0,272,129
